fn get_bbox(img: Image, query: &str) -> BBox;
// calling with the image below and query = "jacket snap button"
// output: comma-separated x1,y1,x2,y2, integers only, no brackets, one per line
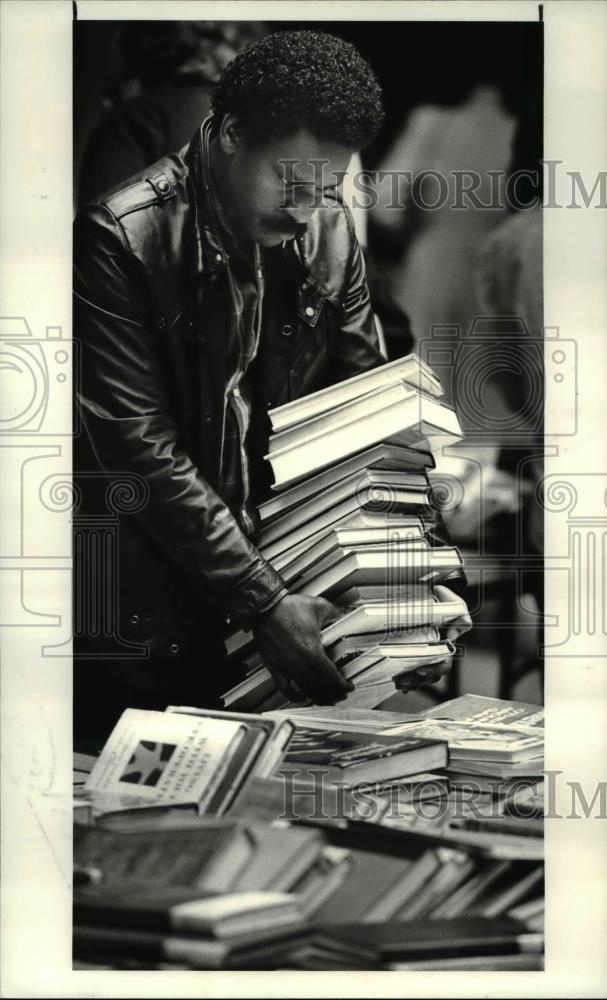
215,253,222,263
282,324,292,337
170,642,180,654
305,306,314,318
157,179,170,194
129,613,139,625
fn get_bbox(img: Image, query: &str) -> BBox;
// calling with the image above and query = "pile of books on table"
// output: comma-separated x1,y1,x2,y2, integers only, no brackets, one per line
74,695,544,970
222,355,469,711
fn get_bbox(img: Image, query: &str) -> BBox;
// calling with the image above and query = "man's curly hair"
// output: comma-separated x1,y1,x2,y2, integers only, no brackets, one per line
211,30,385,149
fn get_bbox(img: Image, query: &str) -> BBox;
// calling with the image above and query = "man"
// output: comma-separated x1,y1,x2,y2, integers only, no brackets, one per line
74,31,463,747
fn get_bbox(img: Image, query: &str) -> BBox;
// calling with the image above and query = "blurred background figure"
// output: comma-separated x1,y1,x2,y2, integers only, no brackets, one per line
370,84,517,403
77,21,266,206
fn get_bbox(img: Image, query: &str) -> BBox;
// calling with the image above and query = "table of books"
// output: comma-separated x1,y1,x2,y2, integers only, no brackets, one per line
74,693,545,971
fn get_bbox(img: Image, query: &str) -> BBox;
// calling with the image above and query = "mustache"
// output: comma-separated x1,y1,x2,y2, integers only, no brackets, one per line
262,215,307,240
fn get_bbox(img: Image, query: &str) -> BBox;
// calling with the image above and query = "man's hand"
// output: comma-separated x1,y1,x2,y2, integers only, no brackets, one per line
394,587,473,695
252,594,354,705
393,657,452,695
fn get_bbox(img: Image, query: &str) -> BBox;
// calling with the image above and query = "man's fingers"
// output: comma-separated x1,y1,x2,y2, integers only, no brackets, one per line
295,648,354,705
394,657,452,692
446,613,473,642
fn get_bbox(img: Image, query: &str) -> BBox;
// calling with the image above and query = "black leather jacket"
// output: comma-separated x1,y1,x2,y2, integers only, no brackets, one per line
74,122,383,660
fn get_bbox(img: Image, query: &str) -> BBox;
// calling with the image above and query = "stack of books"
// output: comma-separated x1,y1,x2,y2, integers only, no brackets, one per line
81,707,295,818
222,355,468,711
268,694,545,854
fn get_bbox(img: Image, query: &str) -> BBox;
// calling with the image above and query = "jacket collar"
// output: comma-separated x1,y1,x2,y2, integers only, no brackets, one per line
185,116,235,276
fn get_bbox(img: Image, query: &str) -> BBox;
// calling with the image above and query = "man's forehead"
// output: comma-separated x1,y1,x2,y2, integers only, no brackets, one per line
268,129,353,183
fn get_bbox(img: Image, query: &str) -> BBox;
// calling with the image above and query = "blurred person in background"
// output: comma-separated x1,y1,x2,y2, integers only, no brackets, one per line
78,21,266,206
370,84,516,401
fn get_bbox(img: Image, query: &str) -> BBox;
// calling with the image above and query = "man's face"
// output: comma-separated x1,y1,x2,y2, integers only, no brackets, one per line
219,118,354,247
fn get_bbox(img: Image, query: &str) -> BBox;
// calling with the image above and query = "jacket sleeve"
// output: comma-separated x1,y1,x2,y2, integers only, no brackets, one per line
73,206,288,628
331,206,386,381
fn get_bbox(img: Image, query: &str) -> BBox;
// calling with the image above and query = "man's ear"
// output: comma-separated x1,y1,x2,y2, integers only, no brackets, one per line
218,114,242,155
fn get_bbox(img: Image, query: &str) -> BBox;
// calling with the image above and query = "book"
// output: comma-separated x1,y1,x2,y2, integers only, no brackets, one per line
424,693,544,729
290,846,353,917
268,383,421,454
73,921,309,970
261,509,429,567
278,525,429,586
389,953,544,971
264,706,420,734
310,848,424,924
393,847,476,919
330,626,441,661
338,642,455,684
261,443,435,519
164,706,295,783
316,917,543,961
73,821,256,895
261,469,429,548
275,728,448,784
268,354,443,433
295,547,463,600
228,823,324,893
319,589,470,645
429,859,513,920
74,886,303,938
363,848,443,921
84,708,250,813
382,716,543,765
470,864,544,918
267,387,463,487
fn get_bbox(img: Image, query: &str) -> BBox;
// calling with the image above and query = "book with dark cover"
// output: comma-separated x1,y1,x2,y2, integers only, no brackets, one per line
229,823,324,893
276,728,448,784
73,922,310,970
315,917,543,961
74,885,302,938
309,848,416,923
73,821,255,895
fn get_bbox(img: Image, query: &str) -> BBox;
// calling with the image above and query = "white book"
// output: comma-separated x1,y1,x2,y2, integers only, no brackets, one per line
295,547,463,601
268,354,443,432
280,527,429,586
330,625,441,661
223,582,463,661
260,467,429,548
83,708,247,811
260,493,429,563
267,390,463,488
266,510,428,568
268,380,419,455
340,642,455,682
320,588,470,645
262,442,434,515
223,587,467,707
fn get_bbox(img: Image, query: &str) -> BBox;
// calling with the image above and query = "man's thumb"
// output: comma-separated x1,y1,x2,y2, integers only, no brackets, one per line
313,596,343,628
